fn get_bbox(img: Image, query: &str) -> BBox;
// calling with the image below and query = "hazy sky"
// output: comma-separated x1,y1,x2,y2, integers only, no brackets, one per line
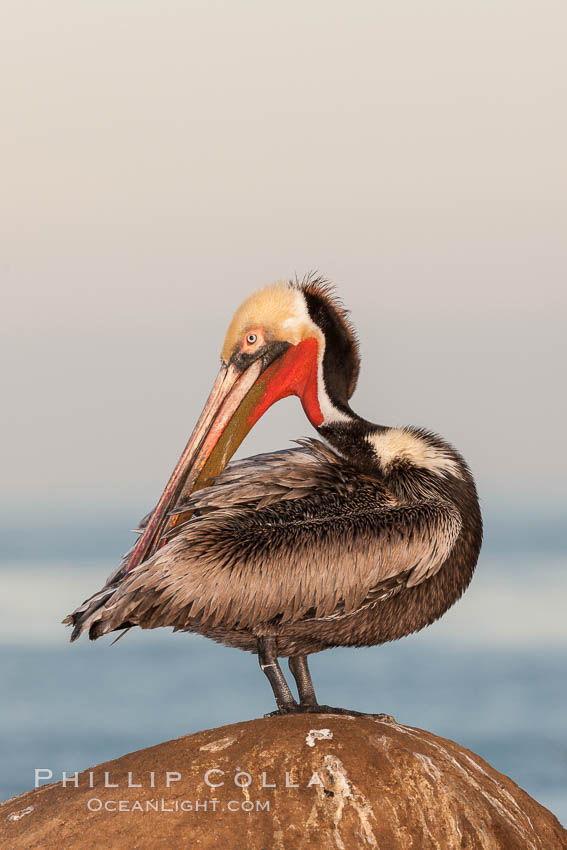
2,1,566,526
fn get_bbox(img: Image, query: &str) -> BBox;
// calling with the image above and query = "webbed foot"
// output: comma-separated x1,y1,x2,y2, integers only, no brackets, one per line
264,703,395,721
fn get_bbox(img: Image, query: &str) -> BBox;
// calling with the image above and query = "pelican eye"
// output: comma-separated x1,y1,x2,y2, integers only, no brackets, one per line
246,333,257,345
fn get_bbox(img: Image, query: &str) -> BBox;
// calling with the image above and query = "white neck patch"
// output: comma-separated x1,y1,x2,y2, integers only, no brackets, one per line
292,290,352,426
368,428,462,478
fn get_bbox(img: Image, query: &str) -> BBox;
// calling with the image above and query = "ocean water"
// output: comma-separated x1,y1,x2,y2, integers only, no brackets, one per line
1,551,566,826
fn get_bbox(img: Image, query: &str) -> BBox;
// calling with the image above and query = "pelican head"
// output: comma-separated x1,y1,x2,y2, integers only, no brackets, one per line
125,276,360,572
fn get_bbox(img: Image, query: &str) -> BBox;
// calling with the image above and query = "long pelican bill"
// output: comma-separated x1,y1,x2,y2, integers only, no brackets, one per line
124,338,321,574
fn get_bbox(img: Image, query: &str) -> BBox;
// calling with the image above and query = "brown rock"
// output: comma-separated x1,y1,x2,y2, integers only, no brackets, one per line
1,715,565,850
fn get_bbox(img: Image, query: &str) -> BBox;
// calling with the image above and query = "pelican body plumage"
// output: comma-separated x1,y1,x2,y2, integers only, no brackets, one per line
65,277,482,714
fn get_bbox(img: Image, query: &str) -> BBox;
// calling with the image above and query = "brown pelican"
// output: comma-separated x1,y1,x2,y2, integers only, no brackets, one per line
64,277,482,715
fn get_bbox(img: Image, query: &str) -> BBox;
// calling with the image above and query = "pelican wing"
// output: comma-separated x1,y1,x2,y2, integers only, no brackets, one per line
170,439,370,513
66,440,462,640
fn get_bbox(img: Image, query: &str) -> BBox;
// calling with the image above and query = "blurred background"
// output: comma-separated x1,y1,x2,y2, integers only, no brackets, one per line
1,0,566,824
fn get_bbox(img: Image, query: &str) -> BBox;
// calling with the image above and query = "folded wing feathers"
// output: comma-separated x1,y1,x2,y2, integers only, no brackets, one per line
64,439,462,641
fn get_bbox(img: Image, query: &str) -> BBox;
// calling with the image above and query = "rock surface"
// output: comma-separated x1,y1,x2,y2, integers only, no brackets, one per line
1,715,565,850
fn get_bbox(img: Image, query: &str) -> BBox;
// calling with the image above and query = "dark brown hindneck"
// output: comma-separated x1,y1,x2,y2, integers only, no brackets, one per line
317,414,387,474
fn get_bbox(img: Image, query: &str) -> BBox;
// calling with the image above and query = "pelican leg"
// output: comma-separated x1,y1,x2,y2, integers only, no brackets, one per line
288,655,318,707
257,636,298,714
